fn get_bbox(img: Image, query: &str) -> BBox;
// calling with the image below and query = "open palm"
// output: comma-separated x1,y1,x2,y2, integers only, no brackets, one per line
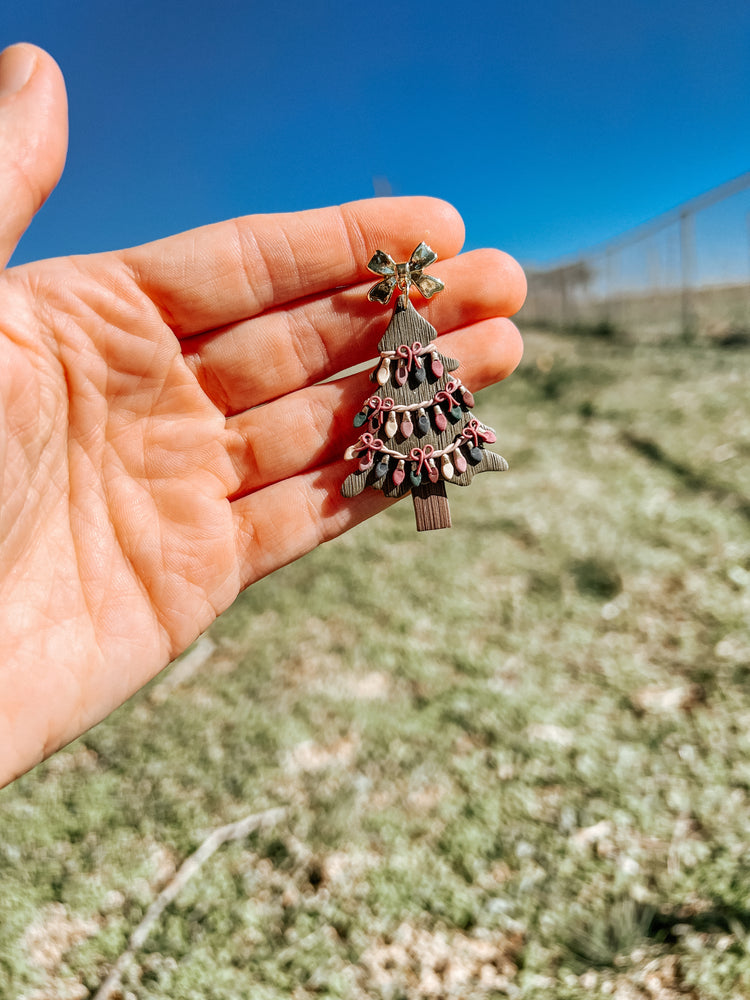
0,45,525,784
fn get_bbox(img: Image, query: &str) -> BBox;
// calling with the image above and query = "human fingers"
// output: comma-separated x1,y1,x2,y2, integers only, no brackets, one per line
225,317,523,498
232,459,392,586
184,248,527,415
230,317,520,582
119,196,465,337
0,44,68,269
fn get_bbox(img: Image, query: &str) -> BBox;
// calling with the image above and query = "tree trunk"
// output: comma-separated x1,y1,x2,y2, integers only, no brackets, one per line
412,481,452,531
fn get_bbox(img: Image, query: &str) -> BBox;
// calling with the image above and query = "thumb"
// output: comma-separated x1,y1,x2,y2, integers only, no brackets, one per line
0,44,68,269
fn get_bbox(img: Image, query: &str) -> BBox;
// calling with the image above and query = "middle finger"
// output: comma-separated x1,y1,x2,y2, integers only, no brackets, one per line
182,248,526,416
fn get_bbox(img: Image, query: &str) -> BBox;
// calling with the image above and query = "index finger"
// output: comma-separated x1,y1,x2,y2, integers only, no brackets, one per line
118,196,466,338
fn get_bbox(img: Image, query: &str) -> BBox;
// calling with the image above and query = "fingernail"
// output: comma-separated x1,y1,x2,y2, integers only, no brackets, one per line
0,45,36,99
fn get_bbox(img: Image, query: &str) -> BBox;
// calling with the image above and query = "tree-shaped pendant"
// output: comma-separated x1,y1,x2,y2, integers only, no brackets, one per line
341,243,508,531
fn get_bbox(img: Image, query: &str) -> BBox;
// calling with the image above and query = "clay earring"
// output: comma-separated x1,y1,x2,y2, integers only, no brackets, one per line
342,243,508,531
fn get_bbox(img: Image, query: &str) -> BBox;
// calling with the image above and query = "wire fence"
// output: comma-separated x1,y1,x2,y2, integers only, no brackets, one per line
522,171,750,342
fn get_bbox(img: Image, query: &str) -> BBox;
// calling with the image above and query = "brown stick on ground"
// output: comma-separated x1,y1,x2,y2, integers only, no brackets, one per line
92,807,287,1000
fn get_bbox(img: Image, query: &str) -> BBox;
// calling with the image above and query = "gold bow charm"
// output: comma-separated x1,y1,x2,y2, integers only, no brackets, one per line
367,242,445,305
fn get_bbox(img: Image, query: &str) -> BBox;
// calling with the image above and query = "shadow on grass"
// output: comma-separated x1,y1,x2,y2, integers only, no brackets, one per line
562,898,750,972
621,431,750,523
652,901,750,942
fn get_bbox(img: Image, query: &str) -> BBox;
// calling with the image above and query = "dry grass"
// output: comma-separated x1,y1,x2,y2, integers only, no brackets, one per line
1,326,749,998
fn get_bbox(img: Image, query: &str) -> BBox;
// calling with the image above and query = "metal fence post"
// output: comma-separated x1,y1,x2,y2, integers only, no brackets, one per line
525,170,750,341
679,209,696,338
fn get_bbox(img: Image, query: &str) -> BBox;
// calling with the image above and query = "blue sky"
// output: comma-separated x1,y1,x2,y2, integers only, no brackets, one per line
4,0,750,267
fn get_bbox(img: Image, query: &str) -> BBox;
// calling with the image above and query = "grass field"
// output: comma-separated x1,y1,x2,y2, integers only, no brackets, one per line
1,326,749,1000
523,279,750,344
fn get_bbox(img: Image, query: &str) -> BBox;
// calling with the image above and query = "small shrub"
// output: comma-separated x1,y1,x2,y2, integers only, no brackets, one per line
569,557,622,600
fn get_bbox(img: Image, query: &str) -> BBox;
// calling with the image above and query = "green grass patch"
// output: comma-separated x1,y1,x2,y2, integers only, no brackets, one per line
2,328,750,998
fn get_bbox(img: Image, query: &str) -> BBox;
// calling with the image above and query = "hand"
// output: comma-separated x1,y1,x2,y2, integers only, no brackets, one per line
0,44,526,786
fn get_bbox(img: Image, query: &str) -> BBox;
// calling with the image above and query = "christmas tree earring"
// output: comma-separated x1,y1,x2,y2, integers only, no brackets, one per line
342,242,508,531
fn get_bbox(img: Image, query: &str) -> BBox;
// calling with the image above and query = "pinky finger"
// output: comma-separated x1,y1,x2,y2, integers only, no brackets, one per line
232,461,396,589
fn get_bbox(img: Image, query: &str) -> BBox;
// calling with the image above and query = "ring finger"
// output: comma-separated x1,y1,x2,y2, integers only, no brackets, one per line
183,248,526,416
224,316,523,498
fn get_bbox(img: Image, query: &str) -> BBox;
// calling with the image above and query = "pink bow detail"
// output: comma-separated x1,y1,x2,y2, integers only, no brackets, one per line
353,432,384,470
395,342,424,384
434,380,461,409
396,342,424,368
365,396,394,432
463,418,497,447
408,445,439,483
